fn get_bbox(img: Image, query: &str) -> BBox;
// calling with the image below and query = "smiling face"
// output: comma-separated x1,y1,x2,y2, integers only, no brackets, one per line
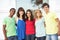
10,9,15,17
26,9,34,21
26,11,31,18
36,11,42,17
19,11,24,16
42,3,49,14
43,5,49,13
35,9,42,18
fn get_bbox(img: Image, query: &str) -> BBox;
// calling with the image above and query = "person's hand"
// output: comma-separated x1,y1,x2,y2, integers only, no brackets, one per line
5,37,8,40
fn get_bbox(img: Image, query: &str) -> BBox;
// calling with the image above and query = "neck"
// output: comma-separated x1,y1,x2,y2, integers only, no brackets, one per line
9,15,13,18
28,17,30,20
20,15,22,19
46,11,49,14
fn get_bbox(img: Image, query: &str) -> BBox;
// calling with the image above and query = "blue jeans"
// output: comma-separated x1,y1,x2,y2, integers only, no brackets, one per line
36,36,46,40
8,36,18,40
46,34,58,40
26,34,35,40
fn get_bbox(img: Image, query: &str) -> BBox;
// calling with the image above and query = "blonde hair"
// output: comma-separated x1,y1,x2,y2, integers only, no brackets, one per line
34,9,42,18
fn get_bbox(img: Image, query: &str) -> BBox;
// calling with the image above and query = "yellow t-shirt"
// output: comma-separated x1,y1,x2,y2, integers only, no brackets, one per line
44,12,58,34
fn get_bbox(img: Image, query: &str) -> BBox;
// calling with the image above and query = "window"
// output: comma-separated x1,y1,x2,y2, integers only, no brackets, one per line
31,0,49,8
16,0,49,10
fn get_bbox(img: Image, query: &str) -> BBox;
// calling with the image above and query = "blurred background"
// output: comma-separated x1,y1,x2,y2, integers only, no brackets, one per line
0,0,60,40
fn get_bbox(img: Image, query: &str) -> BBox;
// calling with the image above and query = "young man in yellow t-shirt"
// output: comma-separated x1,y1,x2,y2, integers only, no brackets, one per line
42,3,59,40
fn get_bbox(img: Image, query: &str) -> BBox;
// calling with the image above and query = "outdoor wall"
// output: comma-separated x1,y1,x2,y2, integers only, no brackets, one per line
0,0,16,39
0,0,60,40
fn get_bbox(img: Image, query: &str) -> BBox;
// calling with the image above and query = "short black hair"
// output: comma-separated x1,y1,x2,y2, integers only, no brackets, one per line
10,8,16,11
42,3,49,8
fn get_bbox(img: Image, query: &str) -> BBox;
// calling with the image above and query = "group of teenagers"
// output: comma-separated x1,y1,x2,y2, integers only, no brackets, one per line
3,3,60,40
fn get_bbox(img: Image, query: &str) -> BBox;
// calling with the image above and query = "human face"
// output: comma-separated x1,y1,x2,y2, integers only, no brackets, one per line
19,11,24,16
26,11,31,18
10,9,15,17
36,11,42,17
43,5,49,13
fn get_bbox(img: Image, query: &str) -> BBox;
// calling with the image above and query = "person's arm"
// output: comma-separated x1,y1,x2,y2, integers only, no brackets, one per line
14,16,18,26
44,22,46,27
3,25,8,40
55,18,60,36
55,18,60,27
55,18,60,23
3,18,8,40
43,17,46,27
52,13,60,26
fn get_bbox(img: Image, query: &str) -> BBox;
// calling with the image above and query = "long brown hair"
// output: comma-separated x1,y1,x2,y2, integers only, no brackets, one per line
17,7,25,21
26,9,34,21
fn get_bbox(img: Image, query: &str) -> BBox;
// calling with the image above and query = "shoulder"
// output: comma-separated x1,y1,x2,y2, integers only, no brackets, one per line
50,12,57,17
4,17,9,20
42,17,44,19
3,17,9,24
49,11,56,15
14,16,18,21
41,17,45,22
32,18,36,21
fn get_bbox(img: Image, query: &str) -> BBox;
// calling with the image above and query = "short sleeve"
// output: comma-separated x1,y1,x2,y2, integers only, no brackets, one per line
52,13,57,19
14,16,18,23
3,18,7,25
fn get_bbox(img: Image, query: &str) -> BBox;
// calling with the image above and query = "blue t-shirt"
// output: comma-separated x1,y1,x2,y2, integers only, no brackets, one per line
35,17,46,37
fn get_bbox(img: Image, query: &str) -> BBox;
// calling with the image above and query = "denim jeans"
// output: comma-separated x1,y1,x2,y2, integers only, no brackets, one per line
26,34,35,40
8,36,18,40
36,36,46,40
46,34,58,40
